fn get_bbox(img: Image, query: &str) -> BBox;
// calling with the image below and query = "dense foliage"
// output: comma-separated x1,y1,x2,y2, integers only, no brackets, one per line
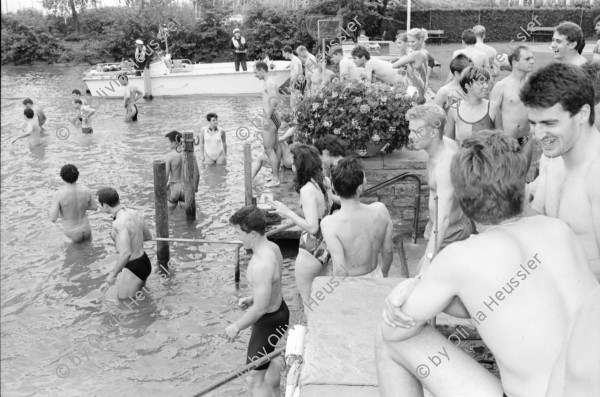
1,12,64,64
295,80,414,153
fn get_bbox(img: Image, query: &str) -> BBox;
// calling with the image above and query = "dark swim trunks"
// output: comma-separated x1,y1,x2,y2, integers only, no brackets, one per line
124,252,152,282
270,113,281,130
246,299,290,371
82,127,93,134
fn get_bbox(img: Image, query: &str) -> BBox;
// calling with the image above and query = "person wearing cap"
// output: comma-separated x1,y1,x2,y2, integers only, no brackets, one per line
231,28,248,72
134,39,149,76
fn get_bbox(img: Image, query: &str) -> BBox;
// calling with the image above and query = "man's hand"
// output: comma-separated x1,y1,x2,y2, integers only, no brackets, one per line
225,323,240,341
106,272,117,285
382,278,420,328
238,296,253,310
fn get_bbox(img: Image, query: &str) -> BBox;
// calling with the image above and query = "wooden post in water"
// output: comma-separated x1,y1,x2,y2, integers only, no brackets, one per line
153,160,170,268
244,143,253,206
182,132,197,219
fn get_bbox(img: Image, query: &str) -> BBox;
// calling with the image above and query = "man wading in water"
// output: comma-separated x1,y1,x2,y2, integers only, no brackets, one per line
120,74,143,122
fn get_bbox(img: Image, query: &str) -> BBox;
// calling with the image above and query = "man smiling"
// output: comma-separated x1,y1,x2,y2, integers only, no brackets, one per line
551,21,587,66
521,63,600,280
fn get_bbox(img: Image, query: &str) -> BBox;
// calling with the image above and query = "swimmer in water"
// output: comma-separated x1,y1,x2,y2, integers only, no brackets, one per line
50,164,99,243
98,187,154,299
251,123,294,180
165,130,199,207
22,98,47,134
73,98,96,134
199,112,227,165
225,205,289,397
120,74,143,122
72,89,88,106
12,108,44,147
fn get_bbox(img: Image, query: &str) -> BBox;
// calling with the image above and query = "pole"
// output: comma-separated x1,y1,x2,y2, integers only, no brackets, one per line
322,38,325,87
407,0,411,32
153,160,170,268
244,143,253,206
183,132,197,219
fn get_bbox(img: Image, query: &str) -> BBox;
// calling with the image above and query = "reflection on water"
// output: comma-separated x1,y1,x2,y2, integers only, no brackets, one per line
1,65,301,397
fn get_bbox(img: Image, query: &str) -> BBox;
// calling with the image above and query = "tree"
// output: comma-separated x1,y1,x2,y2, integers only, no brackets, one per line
42,0,97,32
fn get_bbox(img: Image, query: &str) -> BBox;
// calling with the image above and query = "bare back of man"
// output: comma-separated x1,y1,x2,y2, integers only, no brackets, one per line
366,58,407,85
51,184,97,242
321,202,393,277
453,47,489,69
247,240,284,311
378,216,599,397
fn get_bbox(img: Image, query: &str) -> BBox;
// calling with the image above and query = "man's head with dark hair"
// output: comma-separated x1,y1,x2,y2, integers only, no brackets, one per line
330,46,344,64
24,108,34,119
165,130,182,144
520,63,595,158
508,44,530,66
97,187,120,208
60,164,79,184
206,112,218,122
595,14,600,36
449,54,472,76
554,21,585,55
331,157,365,199
351,45,370,67
451,131,527,225
254,61,269,80
282,45,293,54
461,29,477,46
22,98,33,107
314,135,349,167
581,60,600,129
508,44,534,73
73,99,82,107
229,205,266,248
72,89,81,96
85,89,91,95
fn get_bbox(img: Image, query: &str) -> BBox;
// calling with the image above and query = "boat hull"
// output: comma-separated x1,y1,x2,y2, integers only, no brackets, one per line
83,61,291,98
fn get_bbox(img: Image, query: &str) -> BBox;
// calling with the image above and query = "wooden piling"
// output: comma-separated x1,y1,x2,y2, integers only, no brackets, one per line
153,160,170,267
244,143,253,206
182,132,196,219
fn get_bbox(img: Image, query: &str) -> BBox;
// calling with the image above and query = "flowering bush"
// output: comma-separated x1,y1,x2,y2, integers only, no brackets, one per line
294,79,414,153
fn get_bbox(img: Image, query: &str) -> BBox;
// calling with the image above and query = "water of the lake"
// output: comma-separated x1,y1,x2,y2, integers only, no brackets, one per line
0,65,302,397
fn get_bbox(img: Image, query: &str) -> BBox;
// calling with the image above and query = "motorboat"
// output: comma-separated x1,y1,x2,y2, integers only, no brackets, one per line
82,56,291,98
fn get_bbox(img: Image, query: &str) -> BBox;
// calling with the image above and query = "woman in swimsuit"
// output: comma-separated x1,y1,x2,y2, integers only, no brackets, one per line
200,112,227,165
391,28,430,103
446,66,502,145
271,144,332,306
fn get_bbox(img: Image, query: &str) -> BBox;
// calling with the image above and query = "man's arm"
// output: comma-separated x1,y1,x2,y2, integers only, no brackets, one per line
134,88,144,102
233,260,274,331
199,133,205,162
365,61,374,83
111,224,132,277
265,80,279,118
433,87,449,110
87,190,99,211
445,109,456,140
279,126,295,142
391,52,419,68
379,204,394,277
50,193,60,223
38,109,47,126
165,154,172,180
588,160,600,256
321,216,348,276
490,100,503,130
86,107,96,120
142,218,153,242
489,80,503,111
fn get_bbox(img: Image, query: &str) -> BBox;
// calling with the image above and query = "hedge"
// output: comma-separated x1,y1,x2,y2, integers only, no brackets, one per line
391,7,600,43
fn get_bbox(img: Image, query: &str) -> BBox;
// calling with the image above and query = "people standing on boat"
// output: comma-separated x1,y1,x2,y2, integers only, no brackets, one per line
134,39,151,76
391,28,430,103
434,54,471,113
282,46,304,110
331,47,360,82
120,74,143,122
226,205,289,397
200,112,227,165
98,187,154,299
11,108,44,147
230,28,248,72
351,45,408,86
49,164,99,243
254,61,282,187
73,99,96,134
445,66,502,145
22,98,46,133
270,144,332,307
320,157,394,278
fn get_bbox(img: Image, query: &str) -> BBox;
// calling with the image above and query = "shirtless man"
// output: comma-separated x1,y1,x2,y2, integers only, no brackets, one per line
11,108,44,147
165,131,185,209
521,63,600,280
22,98,46,131
406,104,473,273
72,89,88,106
472,25,499,78
225,205,289,397
73,99,96,134
433,54,470,113
593,15,600,63
490,44,535,171
375,131,600,397
551,21,588,67
254,61,282,187
252,124,293,180
49,164,99,242
331,47,360,82
320,157,394,277
282,46,304,109
120,74,143,122
351,45,406,86
447,29,490,85
306,63,335,95
98,187,153,299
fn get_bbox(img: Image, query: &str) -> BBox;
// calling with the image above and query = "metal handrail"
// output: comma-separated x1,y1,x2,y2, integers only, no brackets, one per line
362,172,421,244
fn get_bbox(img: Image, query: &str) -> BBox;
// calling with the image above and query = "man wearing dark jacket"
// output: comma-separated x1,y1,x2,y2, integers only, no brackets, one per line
231,28,248,72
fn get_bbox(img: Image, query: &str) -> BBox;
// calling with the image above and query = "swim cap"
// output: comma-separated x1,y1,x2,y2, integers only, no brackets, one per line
233,28,240,34
135,39,143,45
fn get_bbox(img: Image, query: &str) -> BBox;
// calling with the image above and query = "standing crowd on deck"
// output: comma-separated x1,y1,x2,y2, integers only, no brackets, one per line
11,15,600,397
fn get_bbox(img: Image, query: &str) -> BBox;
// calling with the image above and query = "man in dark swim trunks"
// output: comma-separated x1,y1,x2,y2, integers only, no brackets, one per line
225,206,289,397
98,187,153,299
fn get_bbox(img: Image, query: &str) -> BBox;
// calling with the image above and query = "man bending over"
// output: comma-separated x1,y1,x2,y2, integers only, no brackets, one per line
321,157,393,277
375,131,599,397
